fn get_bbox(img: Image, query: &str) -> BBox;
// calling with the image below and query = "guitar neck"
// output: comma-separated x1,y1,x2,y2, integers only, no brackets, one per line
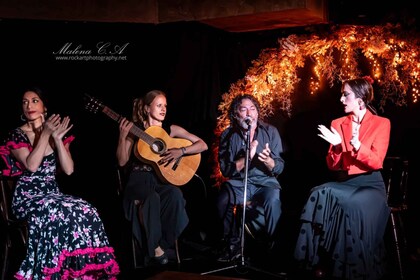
102,106,155,146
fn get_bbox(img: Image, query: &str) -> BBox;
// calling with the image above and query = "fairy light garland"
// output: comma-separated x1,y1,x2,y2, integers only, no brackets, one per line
211,23,420,187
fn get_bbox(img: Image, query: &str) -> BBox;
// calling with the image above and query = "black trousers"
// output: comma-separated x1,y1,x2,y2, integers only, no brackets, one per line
216,181,281,246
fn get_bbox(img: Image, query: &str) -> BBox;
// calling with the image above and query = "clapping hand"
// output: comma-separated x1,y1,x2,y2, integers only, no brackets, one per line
350,123,361,151
42,114,61,135
318,125,342,146
258,143,271,164
52,116,73,141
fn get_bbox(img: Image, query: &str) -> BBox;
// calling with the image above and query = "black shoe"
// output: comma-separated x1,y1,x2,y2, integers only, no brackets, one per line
217,244,241,263
151,253,169,265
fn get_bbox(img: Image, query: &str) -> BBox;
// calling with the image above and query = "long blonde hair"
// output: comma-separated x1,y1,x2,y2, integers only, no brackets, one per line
132,90,166,124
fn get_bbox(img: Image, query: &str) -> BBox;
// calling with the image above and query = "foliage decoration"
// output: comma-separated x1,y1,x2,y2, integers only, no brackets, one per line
211,23,420,188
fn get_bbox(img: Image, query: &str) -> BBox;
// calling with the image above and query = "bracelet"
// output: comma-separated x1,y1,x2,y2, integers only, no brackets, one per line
181,147,187,155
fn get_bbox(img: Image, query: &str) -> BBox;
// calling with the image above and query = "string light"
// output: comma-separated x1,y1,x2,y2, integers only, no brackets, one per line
211,24,420,187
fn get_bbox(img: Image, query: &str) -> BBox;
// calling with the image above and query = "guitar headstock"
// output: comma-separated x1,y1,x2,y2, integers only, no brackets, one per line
84,94,104,114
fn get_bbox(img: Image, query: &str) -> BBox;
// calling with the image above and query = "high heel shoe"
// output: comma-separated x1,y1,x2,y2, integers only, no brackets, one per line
152,253,169,265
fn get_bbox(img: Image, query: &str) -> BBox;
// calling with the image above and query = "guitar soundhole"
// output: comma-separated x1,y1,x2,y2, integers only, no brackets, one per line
151,139,166,154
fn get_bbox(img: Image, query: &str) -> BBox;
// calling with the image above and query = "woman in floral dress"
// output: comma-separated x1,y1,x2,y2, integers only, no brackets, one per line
0,86,119,279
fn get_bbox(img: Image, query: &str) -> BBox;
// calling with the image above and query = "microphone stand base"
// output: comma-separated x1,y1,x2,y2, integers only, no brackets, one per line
201,259,288,279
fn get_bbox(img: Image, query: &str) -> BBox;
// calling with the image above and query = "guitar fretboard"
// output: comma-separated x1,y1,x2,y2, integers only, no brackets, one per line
102,106,155,146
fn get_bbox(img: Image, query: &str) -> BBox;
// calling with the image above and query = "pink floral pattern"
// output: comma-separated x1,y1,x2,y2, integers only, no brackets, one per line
1,128,119,279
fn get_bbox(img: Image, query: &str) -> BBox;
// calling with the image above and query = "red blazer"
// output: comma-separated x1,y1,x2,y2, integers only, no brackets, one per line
326,110,391,175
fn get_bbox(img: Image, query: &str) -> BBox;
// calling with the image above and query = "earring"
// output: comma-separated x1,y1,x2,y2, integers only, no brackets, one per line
20,114,26,122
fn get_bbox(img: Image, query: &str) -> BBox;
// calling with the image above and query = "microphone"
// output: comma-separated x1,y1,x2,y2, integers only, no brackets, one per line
241,116,252,129
244,117,252,125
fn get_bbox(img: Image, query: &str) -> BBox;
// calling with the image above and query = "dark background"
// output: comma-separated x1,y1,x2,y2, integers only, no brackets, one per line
1,8,419,276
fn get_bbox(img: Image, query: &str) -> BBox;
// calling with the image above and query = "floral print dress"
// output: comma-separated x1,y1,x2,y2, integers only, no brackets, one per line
0,128,119,280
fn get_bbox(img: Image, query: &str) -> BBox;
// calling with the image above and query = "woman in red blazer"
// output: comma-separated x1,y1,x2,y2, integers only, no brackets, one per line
294,77,391,280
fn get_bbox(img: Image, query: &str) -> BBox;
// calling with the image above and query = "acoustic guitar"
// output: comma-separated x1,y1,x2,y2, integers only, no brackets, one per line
84,94,201,186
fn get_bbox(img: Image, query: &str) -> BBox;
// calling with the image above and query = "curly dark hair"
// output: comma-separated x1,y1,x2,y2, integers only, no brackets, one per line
228,94,260,127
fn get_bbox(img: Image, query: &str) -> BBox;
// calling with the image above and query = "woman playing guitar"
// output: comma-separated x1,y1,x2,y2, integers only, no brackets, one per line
116,89,208,266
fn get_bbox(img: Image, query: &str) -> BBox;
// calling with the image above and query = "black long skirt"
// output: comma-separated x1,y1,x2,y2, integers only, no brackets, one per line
294,171,390,279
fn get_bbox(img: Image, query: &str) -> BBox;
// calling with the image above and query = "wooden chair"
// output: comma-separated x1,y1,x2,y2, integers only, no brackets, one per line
0,172,27,280
382,156,409,280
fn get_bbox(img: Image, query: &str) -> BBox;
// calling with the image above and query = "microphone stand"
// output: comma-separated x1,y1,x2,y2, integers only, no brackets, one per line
239,122,251,267
201,122,285,279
